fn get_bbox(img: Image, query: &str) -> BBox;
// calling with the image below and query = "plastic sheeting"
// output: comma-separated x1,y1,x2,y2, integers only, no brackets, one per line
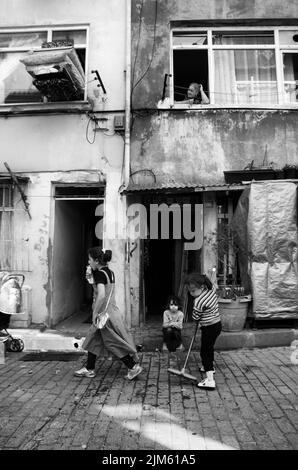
248,182,298,319
231,187,251,293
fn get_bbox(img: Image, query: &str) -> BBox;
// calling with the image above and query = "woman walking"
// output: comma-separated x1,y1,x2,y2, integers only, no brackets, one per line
185,273,222,390
74,247,142,380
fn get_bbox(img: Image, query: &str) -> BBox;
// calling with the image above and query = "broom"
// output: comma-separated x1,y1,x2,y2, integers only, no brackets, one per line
167,321,199,382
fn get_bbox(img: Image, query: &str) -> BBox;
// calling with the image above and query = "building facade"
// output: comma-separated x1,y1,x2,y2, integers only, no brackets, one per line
0,0,130,328
127,0,298,324
0,1,297,332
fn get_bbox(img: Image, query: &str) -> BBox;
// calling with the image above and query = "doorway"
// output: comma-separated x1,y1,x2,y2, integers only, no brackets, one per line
143,239,202,322
51,187,104,327
141,193,203,323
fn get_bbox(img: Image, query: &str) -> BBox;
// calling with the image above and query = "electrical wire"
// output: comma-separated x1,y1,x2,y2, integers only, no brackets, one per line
131,0,144,99
85,115,96,144
131,0,158,94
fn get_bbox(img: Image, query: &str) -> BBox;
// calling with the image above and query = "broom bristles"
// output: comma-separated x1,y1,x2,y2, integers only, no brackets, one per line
167,367,197,381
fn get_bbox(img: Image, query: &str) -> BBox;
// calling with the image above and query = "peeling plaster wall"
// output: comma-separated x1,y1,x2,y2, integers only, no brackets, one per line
16,170,127,326
131,110,298,184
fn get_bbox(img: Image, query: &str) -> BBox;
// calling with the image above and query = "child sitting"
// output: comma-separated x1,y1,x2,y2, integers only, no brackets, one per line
162,295,184,352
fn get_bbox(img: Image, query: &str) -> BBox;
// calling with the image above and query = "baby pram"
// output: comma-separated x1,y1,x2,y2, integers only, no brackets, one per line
0,273,25,352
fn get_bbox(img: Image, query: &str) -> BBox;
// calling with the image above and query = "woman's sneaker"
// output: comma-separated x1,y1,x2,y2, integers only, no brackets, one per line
74,367,95,378
196,377,216,390
125,364,143,380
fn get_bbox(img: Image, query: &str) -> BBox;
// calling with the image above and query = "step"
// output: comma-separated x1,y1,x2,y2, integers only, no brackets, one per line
5,326,298,353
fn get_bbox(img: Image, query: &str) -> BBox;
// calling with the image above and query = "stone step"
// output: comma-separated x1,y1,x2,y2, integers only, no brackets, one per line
4,325,298,353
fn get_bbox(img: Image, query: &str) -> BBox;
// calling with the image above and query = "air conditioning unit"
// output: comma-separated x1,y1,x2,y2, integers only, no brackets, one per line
114,114,125,131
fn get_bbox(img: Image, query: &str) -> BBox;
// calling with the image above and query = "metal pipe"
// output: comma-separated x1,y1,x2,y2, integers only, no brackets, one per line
124,0,132,328
124,0,131,187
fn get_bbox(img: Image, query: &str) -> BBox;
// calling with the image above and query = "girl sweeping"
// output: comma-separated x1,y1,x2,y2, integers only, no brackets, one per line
74,247,142,380
185,273,222,390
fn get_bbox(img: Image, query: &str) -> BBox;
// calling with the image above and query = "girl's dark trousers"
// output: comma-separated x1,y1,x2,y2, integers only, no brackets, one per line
162,327,182,352
200,321,222,372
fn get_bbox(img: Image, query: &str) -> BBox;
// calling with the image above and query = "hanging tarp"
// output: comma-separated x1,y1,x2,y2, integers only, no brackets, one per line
230,187,251,293
248,181,298,319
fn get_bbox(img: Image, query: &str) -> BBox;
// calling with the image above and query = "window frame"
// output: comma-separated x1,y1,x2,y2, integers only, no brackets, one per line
0,184,14,270
0,24,89,105
170,26,298,109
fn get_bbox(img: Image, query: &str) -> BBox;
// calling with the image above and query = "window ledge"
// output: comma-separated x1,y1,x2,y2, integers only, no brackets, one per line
158,101,298,111
0,101,92,116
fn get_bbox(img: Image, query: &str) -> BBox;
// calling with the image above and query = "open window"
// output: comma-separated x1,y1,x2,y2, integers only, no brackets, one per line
172,31,209,102
171,26,298,106
0,27,88,104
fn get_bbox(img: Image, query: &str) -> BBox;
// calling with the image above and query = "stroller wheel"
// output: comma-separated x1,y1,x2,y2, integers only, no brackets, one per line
7,338,24,352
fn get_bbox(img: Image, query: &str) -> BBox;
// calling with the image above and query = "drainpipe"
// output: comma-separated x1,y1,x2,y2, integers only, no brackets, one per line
124,0,131,187
124,0,132,328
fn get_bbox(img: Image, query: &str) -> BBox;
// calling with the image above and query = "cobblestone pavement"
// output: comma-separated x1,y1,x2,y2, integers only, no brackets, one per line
0,346,297,451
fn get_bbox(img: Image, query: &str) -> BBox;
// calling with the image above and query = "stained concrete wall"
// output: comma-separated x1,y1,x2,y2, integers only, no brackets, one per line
131,1,298,177
131,110,298,184
131,0,298,108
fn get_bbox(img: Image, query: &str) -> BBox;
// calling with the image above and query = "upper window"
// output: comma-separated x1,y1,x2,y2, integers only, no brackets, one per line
171,27,298,106
0,26,88,105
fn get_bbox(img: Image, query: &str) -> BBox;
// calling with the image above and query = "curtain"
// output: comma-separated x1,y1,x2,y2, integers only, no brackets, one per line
235,49,277,104
214,35,278,104
214,50,237,104
283,53,297,103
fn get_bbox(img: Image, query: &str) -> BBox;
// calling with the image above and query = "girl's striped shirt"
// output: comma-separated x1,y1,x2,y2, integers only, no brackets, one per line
192,287,221,327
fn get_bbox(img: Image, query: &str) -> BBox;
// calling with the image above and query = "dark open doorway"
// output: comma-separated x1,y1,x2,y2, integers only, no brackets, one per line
51,186,104,327
144,239,174,318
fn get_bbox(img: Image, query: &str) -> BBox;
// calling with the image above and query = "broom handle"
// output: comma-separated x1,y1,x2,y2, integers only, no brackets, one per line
181,321,199,371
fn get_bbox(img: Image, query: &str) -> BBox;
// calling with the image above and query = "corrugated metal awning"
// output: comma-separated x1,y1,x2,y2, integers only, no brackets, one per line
121,181,246,194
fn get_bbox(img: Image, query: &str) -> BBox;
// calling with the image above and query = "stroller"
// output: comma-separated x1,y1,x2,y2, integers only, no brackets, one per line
0,273,25,352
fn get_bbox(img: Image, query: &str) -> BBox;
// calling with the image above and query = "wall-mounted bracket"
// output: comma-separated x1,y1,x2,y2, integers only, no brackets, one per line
91,70,107,94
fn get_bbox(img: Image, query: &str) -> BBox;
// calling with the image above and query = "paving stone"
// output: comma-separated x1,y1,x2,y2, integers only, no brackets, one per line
0,347,297,450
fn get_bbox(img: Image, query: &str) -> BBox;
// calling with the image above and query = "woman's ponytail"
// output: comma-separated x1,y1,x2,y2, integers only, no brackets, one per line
88,247,112,265
103,250,112,263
